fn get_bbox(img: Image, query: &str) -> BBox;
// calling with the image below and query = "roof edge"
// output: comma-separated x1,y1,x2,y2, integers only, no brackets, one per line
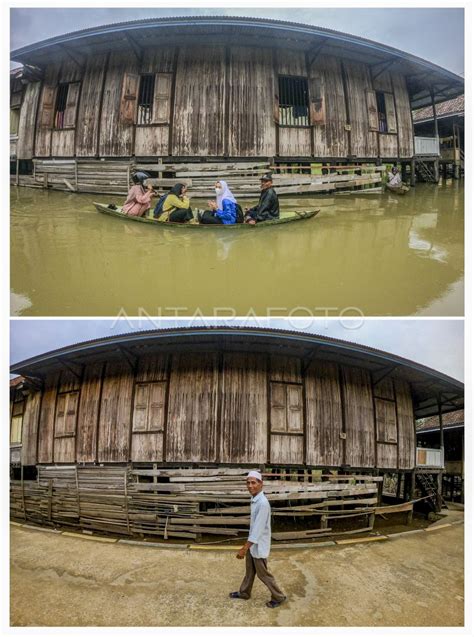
10,326,464,391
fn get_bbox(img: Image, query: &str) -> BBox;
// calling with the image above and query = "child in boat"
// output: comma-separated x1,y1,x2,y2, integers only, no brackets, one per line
244,173,279,224
123,172,156,217
199,180,238,225
388,166,402,188
157,183,194,223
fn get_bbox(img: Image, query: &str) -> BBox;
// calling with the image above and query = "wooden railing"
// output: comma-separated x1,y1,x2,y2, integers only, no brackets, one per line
414,136,440,156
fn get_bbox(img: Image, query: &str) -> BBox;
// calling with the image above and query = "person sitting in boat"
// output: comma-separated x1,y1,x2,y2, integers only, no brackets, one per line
199,180,238,225
244,173,279,224
388,166,402,188
157,183,194,223
123,171,156,217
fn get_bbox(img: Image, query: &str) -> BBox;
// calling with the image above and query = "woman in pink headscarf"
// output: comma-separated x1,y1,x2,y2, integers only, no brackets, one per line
122,172,155,217
199,180,238,225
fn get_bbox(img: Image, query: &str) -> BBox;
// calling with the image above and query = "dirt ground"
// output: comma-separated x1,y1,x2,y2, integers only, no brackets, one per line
10,521,464,627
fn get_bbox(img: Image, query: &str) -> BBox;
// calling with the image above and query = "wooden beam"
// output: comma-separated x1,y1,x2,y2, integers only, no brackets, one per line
307,38,328,66
58,44,85,71
54,357,83,380
124,32,143,64
371,58,397,81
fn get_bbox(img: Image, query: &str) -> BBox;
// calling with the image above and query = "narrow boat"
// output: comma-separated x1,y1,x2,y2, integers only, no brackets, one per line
386,183,410,195
94,203,319,227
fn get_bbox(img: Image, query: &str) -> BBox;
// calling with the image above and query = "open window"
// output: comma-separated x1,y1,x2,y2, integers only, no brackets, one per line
122,72,172,126
10,397,25,444
53,82,81,129
278,76,310,127
367,89,397,134
137,74,155,125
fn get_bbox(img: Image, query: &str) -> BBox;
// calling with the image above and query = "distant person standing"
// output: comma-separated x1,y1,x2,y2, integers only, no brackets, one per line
229,470,287,608
245,173,280,224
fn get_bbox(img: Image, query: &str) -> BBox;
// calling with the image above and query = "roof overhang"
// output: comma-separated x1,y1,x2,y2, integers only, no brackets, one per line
10,327,464,419
10,16,464,109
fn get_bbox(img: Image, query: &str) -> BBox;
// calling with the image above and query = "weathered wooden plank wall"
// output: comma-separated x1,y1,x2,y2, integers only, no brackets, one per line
37,372,59,463
16,350,416,469
310,55,349,158
343,60,378,158
76,54,108,157
172,46,226,156
99,51,139,156
306,360,343,466
228,47,275,157
97,360,134,461
17,44,415,161
76,362,104,462
395,378,415,469
220,352,267,464
341,366,375,467
391,73,414,158
35,63,61,157
167,352,219,461
16,82,41,160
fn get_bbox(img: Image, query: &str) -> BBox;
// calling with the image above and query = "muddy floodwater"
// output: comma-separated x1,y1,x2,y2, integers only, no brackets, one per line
10,181,464,317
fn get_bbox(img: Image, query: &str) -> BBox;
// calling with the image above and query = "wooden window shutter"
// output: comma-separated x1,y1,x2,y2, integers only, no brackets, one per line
39,85,56,129
64,391,79,435
270,382,287,432
63,82,81,129
133,383,150,432
120,73,139,125
273,93,280,124
366,89,379,131
286,385,303,433
384,92,397,133
148,382,166,431
309,77,326,125
55,394,67,436
152,73,172,124
375,398,397,443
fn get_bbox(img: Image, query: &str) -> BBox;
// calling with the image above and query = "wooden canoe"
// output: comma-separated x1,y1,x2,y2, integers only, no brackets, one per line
386,184,410,195
94,203,319,227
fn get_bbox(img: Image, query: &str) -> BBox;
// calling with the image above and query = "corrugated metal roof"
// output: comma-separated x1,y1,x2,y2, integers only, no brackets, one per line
10,15,463,110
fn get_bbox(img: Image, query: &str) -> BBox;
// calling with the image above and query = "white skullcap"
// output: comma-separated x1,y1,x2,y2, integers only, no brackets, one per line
247,470,263,481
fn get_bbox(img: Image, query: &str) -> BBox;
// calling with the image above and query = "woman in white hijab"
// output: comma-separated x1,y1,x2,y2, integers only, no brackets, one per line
200,180,238,225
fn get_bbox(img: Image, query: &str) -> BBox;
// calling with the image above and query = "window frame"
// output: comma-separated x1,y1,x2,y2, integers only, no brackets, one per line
277,74,311,129
54,390,79,438
132,380,167,434
10,396,25,445
269,381,304,435
137,73,156,127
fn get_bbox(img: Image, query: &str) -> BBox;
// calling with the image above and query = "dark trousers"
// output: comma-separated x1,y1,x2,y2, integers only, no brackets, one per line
200,210,223,224
239,551,285,602
169,207,194,223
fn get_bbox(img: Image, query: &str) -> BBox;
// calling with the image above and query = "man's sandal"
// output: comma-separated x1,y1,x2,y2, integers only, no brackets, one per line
266,597,287,608
229,592,248,599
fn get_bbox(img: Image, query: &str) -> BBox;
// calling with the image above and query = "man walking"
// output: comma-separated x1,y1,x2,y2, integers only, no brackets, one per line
229,470,287,608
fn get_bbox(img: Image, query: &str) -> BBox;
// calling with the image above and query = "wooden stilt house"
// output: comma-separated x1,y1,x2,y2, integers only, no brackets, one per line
10,16,464,196
10,327,464,540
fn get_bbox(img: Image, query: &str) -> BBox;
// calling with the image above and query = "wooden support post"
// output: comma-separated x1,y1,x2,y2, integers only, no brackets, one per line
44,173,49,189
15,159,20,186
433,159,440,183
124,470,131,535
410,158,416,186
376,475,383,505
75,466,81,522
436,472,443,512
47,479,53,522
74,160,78,191
21,464,27,521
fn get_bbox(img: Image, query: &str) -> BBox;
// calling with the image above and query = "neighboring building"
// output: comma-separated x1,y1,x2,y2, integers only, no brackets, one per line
412,95,464,179
417,409,464,502
10,328,464,535
9,16,463,193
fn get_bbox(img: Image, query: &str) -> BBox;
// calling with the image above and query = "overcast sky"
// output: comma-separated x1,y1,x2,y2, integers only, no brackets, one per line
10,319,464,382
10,7,464,75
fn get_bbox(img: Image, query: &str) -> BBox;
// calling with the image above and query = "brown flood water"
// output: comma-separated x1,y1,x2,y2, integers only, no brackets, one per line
10,181,464,317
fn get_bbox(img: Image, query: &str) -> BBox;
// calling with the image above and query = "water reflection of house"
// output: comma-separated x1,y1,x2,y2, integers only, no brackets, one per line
9,16,463,196
412,95,464,180
416,409,464,503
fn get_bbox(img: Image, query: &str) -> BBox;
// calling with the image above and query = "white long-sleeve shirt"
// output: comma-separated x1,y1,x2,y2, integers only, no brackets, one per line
248,490,272,559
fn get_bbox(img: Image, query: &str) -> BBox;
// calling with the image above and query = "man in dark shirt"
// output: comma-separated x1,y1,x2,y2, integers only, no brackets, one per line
245,173,280,224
